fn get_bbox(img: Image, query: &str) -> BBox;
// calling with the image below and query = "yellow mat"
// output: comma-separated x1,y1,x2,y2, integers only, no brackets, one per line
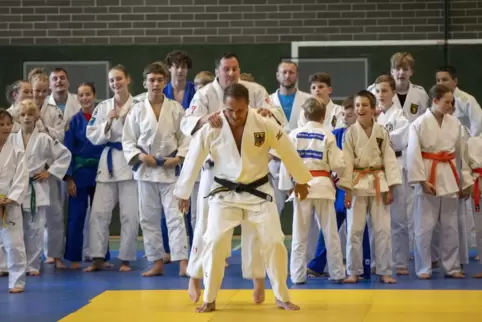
60,289,482,322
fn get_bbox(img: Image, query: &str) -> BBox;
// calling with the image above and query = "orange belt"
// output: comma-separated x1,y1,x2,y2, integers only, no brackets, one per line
310,170,331,177
353,166,385,205
421,151,460,190
473,168,482,212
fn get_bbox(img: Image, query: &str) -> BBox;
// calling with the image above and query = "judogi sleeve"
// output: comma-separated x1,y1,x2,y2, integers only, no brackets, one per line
122,107,142,165
466,96,482,136
174,107,190,158
278,131,297,191
406,122,426,184
181,91,210,137
46,136,72,180
267,121,312,184
381,128,402,187
297,110,308,128
457,124,474,190
338,128,355,190
174,126,214,200
44,106,66,142
326,134,345,175
390,116,410,152
420,89,429,115
63,116,76,178
86,102,111,145
251,86,271,109
8,150,29,205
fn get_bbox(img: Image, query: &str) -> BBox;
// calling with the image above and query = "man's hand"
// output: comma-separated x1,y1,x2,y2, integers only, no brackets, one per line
256,107,273,118
383,189,394,205
139,153,158,167
461,185,472,200
178,198,190,214
163,156,182,168
293,183,309,201
0,197,14,205
344,190,352,209
421,181,436,195
33,170,49,182
206,111,222,128
67,179,77,197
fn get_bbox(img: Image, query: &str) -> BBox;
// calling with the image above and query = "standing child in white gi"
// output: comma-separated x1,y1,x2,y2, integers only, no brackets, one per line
407,84,472,279
0,109,28,293
123,62,190,277
374,75,410,275
85,65,139,272
339,90,401,284
12,100,71,276
6,80,33,133
279,97,345,284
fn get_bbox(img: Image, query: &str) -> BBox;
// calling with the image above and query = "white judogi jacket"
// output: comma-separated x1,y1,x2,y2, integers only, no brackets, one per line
467,130,482,202
12,128,71,210
339,120,402,196
0,138,28,206
269,89,311,132
86,96,135,183
368,82,429,123
122,97,190,183
47,92,81,124
407,109,473,197
174,107,313,208
278,121,345,200
453,87,482,137
297,100,344,131
377,103,410,170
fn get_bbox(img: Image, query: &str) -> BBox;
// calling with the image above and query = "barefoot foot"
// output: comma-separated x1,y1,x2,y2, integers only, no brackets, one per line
418,273,431,279
162,253,171,264
380,275,396,284
446,272,465,279
396,268,409,275
55,259,67,269
70,262,81,269
119,261,132,272
188,278,201,303
84,259,105,272
344,275,358,283
45,257,55,264
27,271,40,276
473,272,482,278
196,301,216,313
275,298,300,310
142,260,164,277
9,287,24,294
253,278,265,304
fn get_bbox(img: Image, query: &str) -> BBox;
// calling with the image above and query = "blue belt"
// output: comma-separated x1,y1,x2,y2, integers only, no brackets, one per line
104,142,122,177
132,146,180,176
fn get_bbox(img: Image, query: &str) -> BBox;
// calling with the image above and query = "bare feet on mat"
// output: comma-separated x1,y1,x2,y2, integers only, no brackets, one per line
142,260,164,277
188,278,201,303
253,278,265,304
162,253,171,264
9,287,24,294
275,298,300,310
473,272,482,278
84,259,105,272
344,275,358,283
70,262,81,269
380,275,396,284
179,259,188,277
27,271,40,276
45,257,55,264
418,273,431,279
446,272,465,279
119,261,132,272
196,301,216,313
396,268,409,275
55,259,67,269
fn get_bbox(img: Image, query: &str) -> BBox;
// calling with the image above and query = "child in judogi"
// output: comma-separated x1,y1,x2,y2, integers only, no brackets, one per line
0,109,28,293
279,97,345,284
374,75,410,275
6,80,33,132
194,71,214,91
12,99,71,276
406,84,471,279
339,90,401,284
64,83,111,269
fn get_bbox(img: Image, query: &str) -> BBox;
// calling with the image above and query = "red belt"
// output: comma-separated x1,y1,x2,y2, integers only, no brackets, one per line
310,170,331,177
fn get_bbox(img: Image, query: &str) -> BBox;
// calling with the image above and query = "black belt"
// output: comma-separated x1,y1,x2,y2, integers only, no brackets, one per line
204,175,273,202
395,151,402,158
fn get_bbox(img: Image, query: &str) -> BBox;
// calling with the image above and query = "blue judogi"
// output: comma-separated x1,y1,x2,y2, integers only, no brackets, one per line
161,81,196,253
64,111,110,262
307,127,372,279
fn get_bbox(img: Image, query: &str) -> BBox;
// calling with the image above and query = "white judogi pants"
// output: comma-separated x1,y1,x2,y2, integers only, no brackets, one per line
138,181,188,262
202,199,290,304
473,199,482,264
466,201,477,248
391,171,410,269
43,177,65,259
82,199,92,259
268,159,286,215
413,194,461,276
23,207,46,273
291,197,344,283
187,167,265,280
89,181,139,262
457,198,470,265
0,204,27,289
347,195,392,276
188,182,200,235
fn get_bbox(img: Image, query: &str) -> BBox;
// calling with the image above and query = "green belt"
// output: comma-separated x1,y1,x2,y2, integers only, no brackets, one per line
74,156,99,173
21,178,36,221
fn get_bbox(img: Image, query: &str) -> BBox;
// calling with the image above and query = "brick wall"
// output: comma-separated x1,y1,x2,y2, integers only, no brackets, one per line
0,0,480,45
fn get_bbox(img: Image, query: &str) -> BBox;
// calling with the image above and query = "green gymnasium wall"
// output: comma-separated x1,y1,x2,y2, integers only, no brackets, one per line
5,43,482,236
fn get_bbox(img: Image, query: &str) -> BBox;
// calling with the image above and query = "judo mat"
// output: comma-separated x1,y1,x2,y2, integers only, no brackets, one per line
1,237,482,322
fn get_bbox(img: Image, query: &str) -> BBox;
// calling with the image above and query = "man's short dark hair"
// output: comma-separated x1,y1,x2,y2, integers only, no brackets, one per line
223,83,249,104
437,65,457,80
143,62,169,80
215,52,239,69
165,51,193,69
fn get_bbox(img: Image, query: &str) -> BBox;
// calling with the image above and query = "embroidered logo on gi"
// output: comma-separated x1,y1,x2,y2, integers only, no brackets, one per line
376,137,383,150
254,132,266,147
331,115,337,128
276,130,283,140
64,117,72,132
88,117,96,126
410,103,418,114
385,123,393,132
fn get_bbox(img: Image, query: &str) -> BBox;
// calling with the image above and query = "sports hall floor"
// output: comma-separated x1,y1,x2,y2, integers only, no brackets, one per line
1,238,482,322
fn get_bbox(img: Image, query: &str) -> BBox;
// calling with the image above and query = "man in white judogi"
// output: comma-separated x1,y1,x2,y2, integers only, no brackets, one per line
181,52,280,303
269,61,311,214
122,62,190,277
175,83,312,312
